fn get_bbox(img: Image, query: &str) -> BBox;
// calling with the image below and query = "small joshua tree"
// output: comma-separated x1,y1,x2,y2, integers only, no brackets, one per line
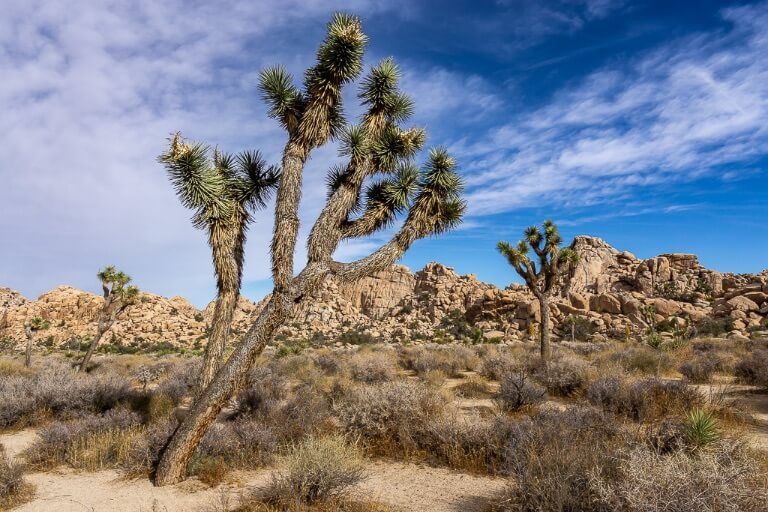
24,316,50,367
154,13,464,485
77,266,138,372
159,136,279,393
497,221,577,362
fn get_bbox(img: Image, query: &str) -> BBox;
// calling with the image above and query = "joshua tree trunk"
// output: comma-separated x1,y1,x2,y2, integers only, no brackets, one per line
538,293,552,362
24,325,33,368
155,290,289,485
78,305,117,373
197,287,239,393
155,139,311,486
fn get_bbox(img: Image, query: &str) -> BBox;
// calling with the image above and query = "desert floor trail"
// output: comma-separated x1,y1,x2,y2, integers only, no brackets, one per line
0,430,506,512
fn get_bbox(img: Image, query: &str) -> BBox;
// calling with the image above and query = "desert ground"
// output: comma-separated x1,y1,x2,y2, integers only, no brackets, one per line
1,335,767,511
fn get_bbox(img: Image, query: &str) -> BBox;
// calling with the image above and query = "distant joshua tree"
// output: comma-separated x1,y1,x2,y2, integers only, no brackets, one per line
24,316,50,367
154,13,465,486
159,135,279,393
497,221,577,362
77,266,138,372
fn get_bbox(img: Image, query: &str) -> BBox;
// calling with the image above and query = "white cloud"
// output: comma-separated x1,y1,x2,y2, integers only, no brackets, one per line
460,2,768,216
0,0,500,306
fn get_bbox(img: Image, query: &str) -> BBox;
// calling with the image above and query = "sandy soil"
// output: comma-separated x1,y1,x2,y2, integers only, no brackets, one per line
0,430,506,512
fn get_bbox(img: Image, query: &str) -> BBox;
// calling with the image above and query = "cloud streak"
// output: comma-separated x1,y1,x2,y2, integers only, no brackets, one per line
460,2,768,215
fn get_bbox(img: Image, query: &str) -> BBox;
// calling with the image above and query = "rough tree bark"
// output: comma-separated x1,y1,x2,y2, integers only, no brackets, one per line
77,292,116,372
24,325,33,368
538,293,551,361
196,287,238,393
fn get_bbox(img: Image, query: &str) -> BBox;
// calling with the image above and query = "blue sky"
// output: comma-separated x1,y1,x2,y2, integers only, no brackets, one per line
1,0,766,307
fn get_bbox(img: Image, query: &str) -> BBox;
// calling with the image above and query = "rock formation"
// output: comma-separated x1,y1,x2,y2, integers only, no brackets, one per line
1,237,766,351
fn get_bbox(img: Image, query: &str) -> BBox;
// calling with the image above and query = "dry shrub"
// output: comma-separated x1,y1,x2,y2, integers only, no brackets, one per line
591,442,768,512
0,443,33,509
478,351,519,381
155,359,202,404
496,406,626,511
608,346,673,375
531,356,591,397
495,372,546,411
349,351,397,383
454,375,492,398
234,366,287,418
586,377,703,422
334,381,446,450
0,362,134,429
260,436,365,506
399,346,475,378
678,353,722,383
311,350,343,375
24,408,142,470
734,349,768,388
122,418,177,476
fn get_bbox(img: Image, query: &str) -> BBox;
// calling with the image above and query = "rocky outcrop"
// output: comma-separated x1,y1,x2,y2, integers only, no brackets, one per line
1,237,766,350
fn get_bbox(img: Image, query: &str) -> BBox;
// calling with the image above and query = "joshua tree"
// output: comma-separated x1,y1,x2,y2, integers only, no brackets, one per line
77,266,138,372
497,221,577,362
159,136,279,393
154,13,464,485
24,316,50,367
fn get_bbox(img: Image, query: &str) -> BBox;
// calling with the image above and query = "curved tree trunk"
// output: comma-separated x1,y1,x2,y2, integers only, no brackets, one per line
154,293,289,485
24,326,33,368
197,287,239,394
78,306,117,373
539,294,551,362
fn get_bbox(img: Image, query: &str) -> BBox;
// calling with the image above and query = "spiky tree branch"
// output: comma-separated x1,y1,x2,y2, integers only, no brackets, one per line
154,13,464,486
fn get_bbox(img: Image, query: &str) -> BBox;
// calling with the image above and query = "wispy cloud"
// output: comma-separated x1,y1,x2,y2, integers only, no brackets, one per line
460,2,768,215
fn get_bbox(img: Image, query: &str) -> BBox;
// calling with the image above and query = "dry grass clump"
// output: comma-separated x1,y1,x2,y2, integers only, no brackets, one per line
586,376,703,422
348,350,397,383
0,443,34,510
591,442,768,512
495,406,627,511
259,436,365,507
0,361,135,429
734,348,768,388
23,407,142,470
495,372,546,411
453,375,492,398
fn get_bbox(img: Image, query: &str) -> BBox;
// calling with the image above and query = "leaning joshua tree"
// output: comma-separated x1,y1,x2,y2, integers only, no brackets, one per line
77,266,139,372
154,13,464,485
159,136,279,392
497,221,577,362
24,316,50,367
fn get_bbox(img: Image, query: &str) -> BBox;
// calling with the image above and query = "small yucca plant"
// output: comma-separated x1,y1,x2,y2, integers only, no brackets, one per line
685,407,718,450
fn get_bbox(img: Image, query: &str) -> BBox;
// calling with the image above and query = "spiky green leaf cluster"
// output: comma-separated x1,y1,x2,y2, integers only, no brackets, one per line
345,163,420,237
300,13,367,146
359,58,414,125
685,408,719,449
259,66,305,133
159,134,278,231
407,148,465,236
29,316,51,331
